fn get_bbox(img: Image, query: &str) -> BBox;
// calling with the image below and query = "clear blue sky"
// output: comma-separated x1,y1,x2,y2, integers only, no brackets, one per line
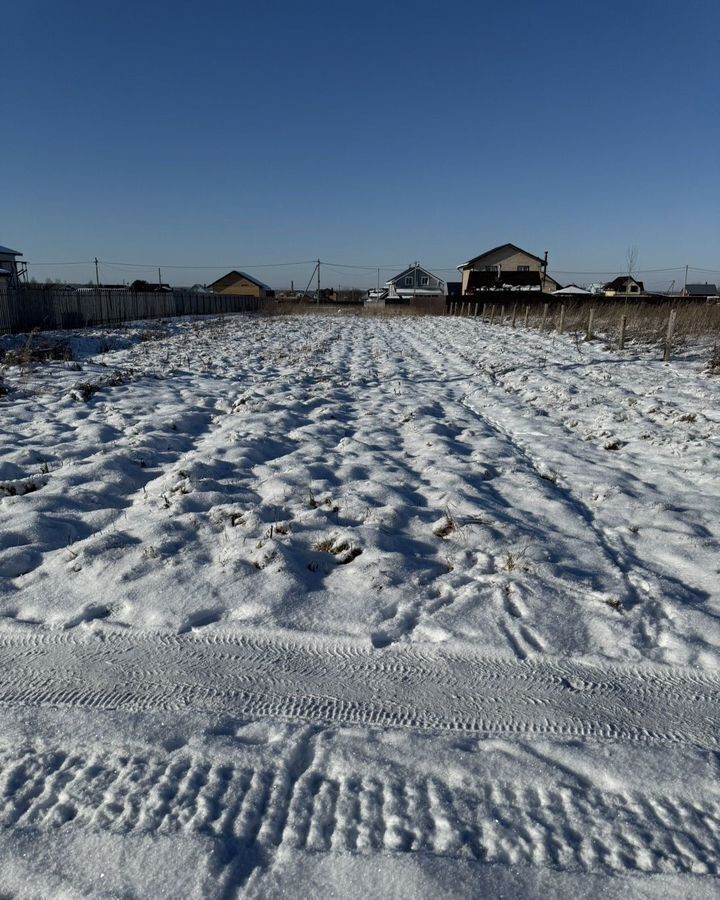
4,0,719,290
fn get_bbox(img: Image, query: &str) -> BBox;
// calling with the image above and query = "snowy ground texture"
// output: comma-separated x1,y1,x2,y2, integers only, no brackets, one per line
0,313,719,898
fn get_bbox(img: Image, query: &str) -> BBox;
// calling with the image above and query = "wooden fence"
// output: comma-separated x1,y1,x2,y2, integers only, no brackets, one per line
0,287,264,335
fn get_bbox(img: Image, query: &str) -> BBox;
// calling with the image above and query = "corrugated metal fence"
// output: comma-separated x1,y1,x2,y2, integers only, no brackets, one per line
0,288,263,335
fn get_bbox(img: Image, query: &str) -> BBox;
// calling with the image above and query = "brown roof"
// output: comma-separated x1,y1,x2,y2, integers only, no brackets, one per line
207,270,272,291
461,243,546,269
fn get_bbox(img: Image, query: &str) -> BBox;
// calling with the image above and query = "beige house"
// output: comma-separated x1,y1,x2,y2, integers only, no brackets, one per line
208,270,273,298
602,276,644,297
458,243,559,295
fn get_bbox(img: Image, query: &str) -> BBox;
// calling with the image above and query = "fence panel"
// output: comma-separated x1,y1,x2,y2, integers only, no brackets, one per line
0,288,263,335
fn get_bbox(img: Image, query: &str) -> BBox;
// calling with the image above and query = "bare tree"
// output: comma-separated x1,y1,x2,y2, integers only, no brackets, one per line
625,245,639,277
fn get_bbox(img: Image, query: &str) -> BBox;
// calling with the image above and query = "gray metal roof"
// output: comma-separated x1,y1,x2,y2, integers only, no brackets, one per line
386,264,443,286
686,283,718,295
0,246,21,256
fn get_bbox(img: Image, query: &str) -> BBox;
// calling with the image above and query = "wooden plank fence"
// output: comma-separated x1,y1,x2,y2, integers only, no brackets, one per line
0,288,264,335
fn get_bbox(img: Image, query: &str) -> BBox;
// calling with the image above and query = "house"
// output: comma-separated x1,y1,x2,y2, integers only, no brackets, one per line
458,243,559,295
208,270,274,298
385,264,446,303
129,279,172,293
0,245,26,288
602,276,645,297
684,283,718,299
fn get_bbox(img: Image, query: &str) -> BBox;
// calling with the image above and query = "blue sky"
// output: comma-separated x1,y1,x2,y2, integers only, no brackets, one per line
3,0,719,290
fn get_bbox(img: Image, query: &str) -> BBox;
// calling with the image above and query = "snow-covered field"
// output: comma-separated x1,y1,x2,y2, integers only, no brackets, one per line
0,313,719,898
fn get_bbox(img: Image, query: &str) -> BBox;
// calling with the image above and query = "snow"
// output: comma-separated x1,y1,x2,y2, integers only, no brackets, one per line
0,312,718,896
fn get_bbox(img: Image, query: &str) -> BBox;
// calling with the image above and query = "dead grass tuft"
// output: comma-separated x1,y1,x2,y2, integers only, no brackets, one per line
0,479,46,497
314,537,363,564
433,513,457,538
314,538,337,553
1,330,74,367
69,369,131,402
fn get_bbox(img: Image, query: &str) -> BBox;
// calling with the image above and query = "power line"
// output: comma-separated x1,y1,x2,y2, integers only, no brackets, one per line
549,266,687,275
26,260,95,266
99,259,317,270
321,262,410,271
23,256,720,280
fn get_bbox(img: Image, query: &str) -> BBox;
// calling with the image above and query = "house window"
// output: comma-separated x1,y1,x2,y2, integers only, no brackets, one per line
421,276,429,286
484,265,496,271
405,277,412,286
518,265,530,271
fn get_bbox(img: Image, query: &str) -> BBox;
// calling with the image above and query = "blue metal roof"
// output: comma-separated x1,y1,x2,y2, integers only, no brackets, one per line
0,246,21,256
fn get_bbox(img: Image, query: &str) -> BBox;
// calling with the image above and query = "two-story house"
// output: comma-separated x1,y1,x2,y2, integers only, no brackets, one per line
385,264,446,303
458,243,559,295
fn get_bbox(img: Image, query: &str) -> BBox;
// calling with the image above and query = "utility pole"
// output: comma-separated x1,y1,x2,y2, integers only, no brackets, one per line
317,258,321,303
542,251,548,292
683,264,689,297
158,267,162,290
94,257,100,288
377,268,380,291
302,261,318,301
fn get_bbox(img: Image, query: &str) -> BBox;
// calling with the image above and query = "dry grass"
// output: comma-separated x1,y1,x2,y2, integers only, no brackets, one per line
265,295,720,340
314,537,363,564
452,297,720,351
433,514,457,538
567,299,720,342
262,299,445,318
0,329,74,367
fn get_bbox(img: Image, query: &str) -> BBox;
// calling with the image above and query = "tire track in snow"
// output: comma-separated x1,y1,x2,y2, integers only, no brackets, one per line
0,737,718,880
0,631,717,749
